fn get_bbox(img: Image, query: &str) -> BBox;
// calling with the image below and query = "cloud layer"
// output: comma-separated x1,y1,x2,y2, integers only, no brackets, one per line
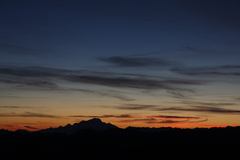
110,103,240,115
172,65,240,77
0,65,205,100
0,112,60,118
99,56,172,67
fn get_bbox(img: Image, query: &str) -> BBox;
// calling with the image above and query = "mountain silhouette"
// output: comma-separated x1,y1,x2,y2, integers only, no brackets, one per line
1,121,240,154
39,118,118,134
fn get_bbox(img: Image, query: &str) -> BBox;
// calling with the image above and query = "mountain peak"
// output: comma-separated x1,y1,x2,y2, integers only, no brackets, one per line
87,118,102,123
39,118,118,134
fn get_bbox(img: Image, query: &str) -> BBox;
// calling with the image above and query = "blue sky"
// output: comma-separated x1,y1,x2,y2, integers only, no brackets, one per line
1,0,240,130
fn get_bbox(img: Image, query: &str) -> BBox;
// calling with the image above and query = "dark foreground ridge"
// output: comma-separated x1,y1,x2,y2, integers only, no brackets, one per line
1,118,240,153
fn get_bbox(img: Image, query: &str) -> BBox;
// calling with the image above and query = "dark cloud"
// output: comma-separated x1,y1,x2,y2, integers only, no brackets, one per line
115,118,155,123
0,112,61,118
114,114,207,124
1,82,134,102
114,104,159,110
0,65,204,92
66,75,168,90
99,56,172,67
0,106,35,109
156,106,240,114
148,118,208,124
182,101,237,107
149,115,200,119
24,126,38,130
191,118,208,123
0,66,136,101
180,46,229,55
109,102,240,115
61,88,135,101
68,75,156,89
69,114,136,119
167,90,187,99
148,119,190,124
65,75,204,92
172,65,240,77
0,78,58,89
0,66,67,77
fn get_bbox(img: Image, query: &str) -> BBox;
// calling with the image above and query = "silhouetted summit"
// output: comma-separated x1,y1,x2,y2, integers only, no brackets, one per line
80,118,104,126
87,118,103,123
39,118,118,134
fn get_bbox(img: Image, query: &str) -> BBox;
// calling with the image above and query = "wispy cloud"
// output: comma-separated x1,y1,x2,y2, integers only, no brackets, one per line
180,46,229,55
0,112,61,118
0,66,136,101
65,75,201,90
115,118,154,123
146,115,204,124
167,90,188,99
108,103,240,115
99,56,172,67
24,126,39,130
113,114,207,124
0,65,205,95
0,66,68,77
148,119,190,124
61,88,135,101
182,101,237,107
148,115,200,119
0,106,35,109
0,77,58,89
114,104,159,110
172,65,240,77
147,118,208,124
69,114,137,119
156,106,240,114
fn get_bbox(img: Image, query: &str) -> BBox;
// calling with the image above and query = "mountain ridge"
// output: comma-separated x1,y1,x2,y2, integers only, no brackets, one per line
39,118,118,134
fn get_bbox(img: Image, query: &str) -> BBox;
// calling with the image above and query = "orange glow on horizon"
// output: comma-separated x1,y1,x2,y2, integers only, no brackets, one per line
1,115,240,131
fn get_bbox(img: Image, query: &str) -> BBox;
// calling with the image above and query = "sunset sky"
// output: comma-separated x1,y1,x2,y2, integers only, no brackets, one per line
1,0,240,131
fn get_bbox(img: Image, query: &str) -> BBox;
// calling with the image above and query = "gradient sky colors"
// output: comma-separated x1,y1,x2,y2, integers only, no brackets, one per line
1,0,240,131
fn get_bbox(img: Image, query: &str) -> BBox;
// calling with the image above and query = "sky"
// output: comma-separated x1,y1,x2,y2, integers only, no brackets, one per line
1,0,240,131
